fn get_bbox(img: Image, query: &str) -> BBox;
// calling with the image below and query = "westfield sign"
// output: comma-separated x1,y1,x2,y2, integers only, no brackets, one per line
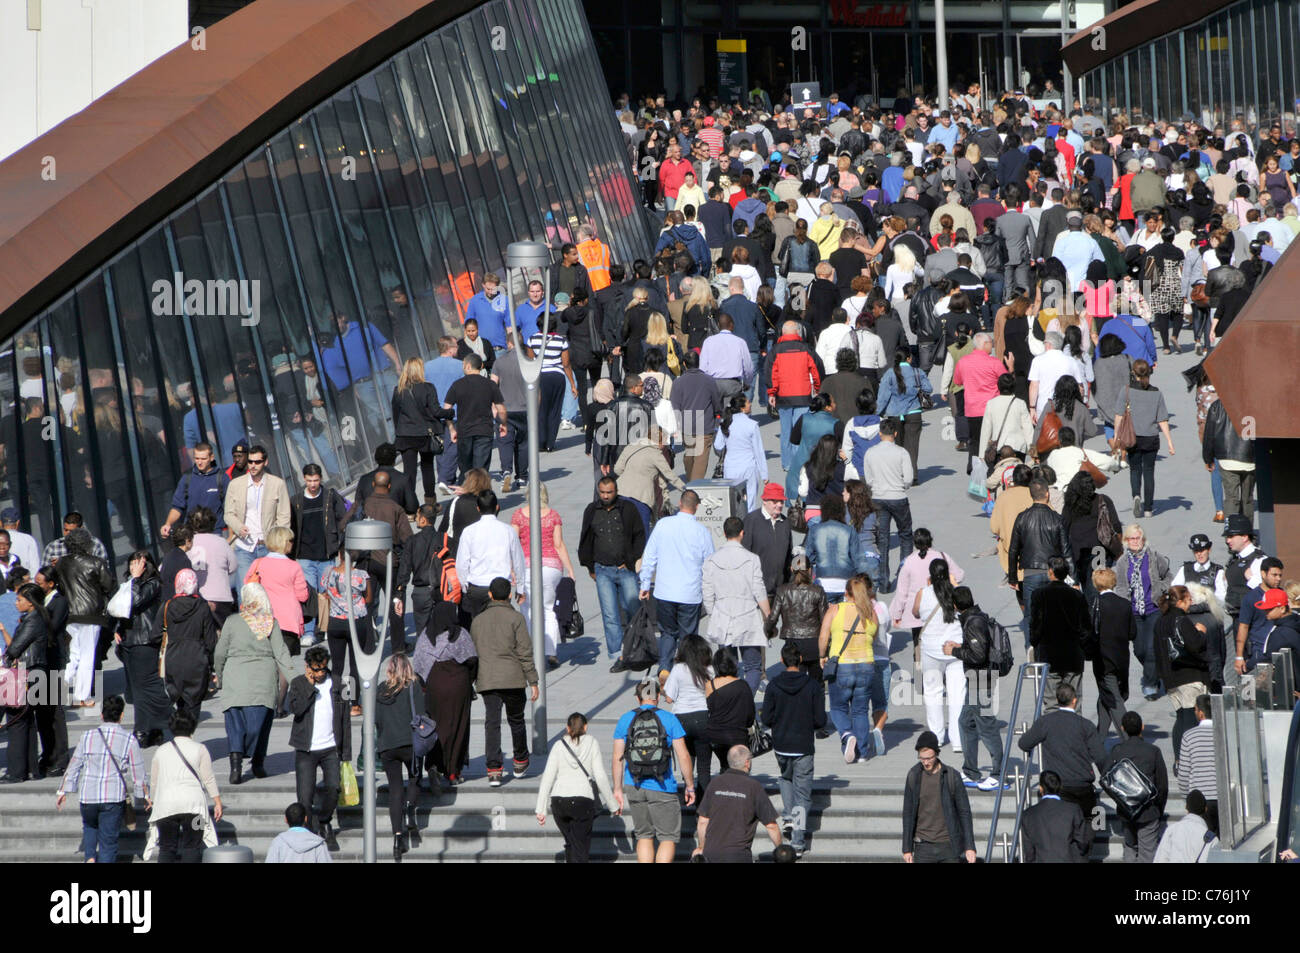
829,0,910,27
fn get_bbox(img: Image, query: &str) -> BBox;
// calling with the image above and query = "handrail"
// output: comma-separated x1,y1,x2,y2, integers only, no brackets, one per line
984,661,1048,863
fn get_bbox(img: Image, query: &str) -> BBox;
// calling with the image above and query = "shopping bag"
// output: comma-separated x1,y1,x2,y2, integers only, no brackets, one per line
106,582,134,620
967,457,989,500
339,761,360,807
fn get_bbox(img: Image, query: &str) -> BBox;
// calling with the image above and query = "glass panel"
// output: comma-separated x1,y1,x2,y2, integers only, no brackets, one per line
3,318,57,550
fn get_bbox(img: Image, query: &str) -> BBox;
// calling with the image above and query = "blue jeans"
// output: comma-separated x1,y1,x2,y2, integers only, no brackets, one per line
235,543,269,596
723,645,764,694
1210,461,1224,512
594,564,640,657
437,436,459,484
774,405,806,473
561,381,580,424
1020,572,1050,649
776,753,814,849
656,599,701,675
829,663,873,755
959,700,1004,780
748,350,762,405
872,658,892,715
80,801,124,863
1134,611,1161,695
298,558,335,641
873,498,913,588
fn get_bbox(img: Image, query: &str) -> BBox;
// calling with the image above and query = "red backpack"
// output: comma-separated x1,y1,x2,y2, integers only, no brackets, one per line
435,533,461,604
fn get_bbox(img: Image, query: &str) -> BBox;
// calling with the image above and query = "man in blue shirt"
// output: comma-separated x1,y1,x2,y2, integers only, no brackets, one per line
699,312,754,401
465,273,510,349
719,279,764,401
424,336,466,490
612,679,696,864
927,111,960,151
1097,313,1158,369
638,489,715,677
513,280,555,345
1051,211,1105,290
320,312,400,448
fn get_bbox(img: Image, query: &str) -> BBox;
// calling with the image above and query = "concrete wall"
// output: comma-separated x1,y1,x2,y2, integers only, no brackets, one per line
0,0,188,161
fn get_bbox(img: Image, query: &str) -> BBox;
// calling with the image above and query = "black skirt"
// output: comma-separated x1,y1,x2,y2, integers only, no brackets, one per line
124,645,173,732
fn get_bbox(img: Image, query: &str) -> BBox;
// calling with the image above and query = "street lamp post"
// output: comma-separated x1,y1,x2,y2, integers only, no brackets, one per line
342,518,392,864
935,0,950,110
502,240,551,754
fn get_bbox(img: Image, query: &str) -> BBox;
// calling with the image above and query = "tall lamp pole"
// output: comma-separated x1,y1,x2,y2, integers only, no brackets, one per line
502,240,551,754
935,0,950,110
343,519,392,864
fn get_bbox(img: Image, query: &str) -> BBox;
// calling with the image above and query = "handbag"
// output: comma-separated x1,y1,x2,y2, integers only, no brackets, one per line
1096,498,1122,558
561,738,603,802
339,761,360,807
1080,457,1109,488
100,728,138,830
913,366,934,410
425,427,445,456
747,720,774,758
106,581,134,620
787,500,808,534
1111,383,1137,451
1035,409,1063,457
588,308,610,358
409,683,438,760
982,403,1013,469
0,663,28,707
1099,757,1159,821
967,457,989,500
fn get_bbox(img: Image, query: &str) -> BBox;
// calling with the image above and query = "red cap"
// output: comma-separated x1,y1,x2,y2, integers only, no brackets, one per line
761,482,786,502
1255,588,1289,611
703,116,715,127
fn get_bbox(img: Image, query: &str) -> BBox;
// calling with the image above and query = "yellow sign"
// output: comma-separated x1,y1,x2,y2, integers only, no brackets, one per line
716,39,748,53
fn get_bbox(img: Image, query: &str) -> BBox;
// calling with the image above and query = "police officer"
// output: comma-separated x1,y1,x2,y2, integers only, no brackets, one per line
1170,533,1226,601
1221,515,1266,624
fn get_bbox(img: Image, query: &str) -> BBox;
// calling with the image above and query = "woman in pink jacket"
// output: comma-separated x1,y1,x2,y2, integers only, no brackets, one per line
245,526,308,656
888,528,964,668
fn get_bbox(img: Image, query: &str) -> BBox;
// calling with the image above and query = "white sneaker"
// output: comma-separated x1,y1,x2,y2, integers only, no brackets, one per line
559,420,576,431
977,776,1008,792
842,735,857,763
952,744,963,754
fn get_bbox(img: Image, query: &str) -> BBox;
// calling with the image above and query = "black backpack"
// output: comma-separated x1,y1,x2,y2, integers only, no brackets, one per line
620,603,658,671
625,708,671,783
985,614,1014,677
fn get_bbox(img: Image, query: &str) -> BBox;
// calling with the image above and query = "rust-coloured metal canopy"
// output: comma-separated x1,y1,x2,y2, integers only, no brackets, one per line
1061,0,1234,77
0,0,478,333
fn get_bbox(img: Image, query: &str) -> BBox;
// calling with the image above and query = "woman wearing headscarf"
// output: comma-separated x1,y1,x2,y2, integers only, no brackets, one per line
214,582,293,784
159,568,219,722
411,602,478,786
114,550,169,748
585,378,617,488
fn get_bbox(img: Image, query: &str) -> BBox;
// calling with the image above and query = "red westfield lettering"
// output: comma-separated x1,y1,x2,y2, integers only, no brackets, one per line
829,0,909,27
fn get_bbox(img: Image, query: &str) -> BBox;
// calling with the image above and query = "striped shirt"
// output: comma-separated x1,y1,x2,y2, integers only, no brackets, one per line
526,332,568,375
59,723,148,804
697,128,724,158
1177,720,1217,799
43,534,110,565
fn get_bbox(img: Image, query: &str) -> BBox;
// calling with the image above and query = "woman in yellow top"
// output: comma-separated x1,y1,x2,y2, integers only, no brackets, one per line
818,574,878,764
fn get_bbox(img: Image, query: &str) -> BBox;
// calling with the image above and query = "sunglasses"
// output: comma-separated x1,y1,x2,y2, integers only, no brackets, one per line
308,665,328,674
247,458,266,465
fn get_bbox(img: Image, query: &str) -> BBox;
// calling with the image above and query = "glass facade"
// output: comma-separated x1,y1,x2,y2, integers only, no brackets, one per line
1084,0,1300,129
0,0,649,572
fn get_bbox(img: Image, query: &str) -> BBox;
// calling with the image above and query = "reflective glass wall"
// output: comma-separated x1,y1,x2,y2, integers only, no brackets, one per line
0,0,649,571
1084,0,1300,129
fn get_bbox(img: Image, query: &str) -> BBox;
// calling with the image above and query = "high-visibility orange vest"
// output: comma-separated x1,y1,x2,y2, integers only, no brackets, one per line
577,239,611,291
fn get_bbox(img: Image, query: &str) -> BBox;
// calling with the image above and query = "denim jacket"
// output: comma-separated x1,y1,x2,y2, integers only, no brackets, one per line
877,363,932,417
807,518,871,580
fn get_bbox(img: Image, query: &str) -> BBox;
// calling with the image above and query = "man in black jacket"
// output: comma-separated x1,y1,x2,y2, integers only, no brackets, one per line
561,288,604,425
1091,567,1137,739
393,503,444,644
1019,683,1106,853
54,529,115,706
670,350,723,482
593,264,629,386
1200,398,1255,520
1103,711,1168,863
944,587,1005,791
742,483,793,601
804,264,842,340
354,443,419,516
580,476,647,672
1030,556,1091,709
288,645,352,850
909,276,948,372
901,730,976,863
762,641,826,856
1020,770,1089,862
1007,480,1071,645
290,463,352,646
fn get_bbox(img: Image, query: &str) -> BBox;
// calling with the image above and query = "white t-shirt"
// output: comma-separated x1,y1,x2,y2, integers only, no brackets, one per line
872,599,892,657
917,588,963,661
310,676,336,751
664,663,712,715
1027,349,1084,413
731,263,761,301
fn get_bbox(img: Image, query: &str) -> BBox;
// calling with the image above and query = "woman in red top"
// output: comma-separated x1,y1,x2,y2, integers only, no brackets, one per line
1117,157,1139,230
510,483,575,668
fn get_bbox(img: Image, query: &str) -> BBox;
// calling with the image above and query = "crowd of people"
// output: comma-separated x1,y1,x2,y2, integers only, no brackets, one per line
5,79,1300,865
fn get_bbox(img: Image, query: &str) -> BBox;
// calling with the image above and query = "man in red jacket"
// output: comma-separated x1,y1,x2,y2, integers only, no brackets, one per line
657,142,694,212
767,320,825,472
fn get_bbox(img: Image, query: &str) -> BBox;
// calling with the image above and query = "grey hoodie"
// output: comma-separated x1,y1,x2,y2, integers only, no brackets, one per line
265,827,333,863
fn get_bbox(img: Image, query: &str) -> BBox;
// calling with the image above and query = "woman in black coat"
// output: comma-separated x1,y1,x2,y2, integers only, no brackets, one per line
374,653,425,862
391,356,454,504
1,583,50,783
1153,585,1210,756
115,551,169,748
1091,568,1136,740
764,564,829,680
160,569,219,722
1061,472,1121,603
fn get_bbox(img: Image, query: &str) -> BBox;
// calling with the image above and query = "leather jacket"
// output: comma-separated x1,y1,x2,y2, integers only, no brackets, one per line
1200,399,1253,466
764,582,829,643
3,610,48,669
910,285,945,344
55,552,117,626
1006,503,1071,581
117,574,162,650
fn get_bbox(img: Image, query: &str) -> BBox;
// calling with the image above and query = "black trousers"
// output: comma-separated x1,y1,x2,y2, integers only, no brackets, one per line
36,701,68,772
4,709,35,780
575,365,601,428
1152,309,1183,349
498,410,530,481
1060,784,1098,855
464,584,493,623
540,372,566,450
913,839,962,862
409,586,434,641
327,616,372,698
482,688,528,772
295,747,340,830
552,795,597,863
399,443,438,500
676,710,711,797
380,745,419,836
155,812,204,863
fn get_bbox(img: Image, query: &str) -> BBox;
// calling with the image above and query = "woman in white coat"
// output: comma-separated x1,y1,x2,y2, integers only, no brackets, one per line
910,558,966,751
714,394,767,512
535,713,617,863
144,708,221,862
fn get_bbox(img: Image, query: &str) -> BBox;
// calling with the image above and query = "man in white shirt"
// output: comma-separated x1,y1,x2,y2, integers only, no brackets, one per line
0,531,21,583
455,489,526,620
1153,790,1218,863
1169,533,1228,602
288,646,346,851
1,509,39,576
1026,332,1084,423
223,444,290,583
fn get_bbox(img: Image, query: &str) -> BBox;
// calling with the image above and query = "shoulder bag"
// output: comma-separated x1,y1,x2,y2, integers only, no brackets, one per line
1096,497,1122,558
1111,382,1137,451
822,607,863,682
913,366,934,411
561,738,603,802
1035,408,1063,458
170,738,218,832
982,401,1013,469
409,683,439,760
1080,456,1109,489
99,728,138,830
1099,757,1158,821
